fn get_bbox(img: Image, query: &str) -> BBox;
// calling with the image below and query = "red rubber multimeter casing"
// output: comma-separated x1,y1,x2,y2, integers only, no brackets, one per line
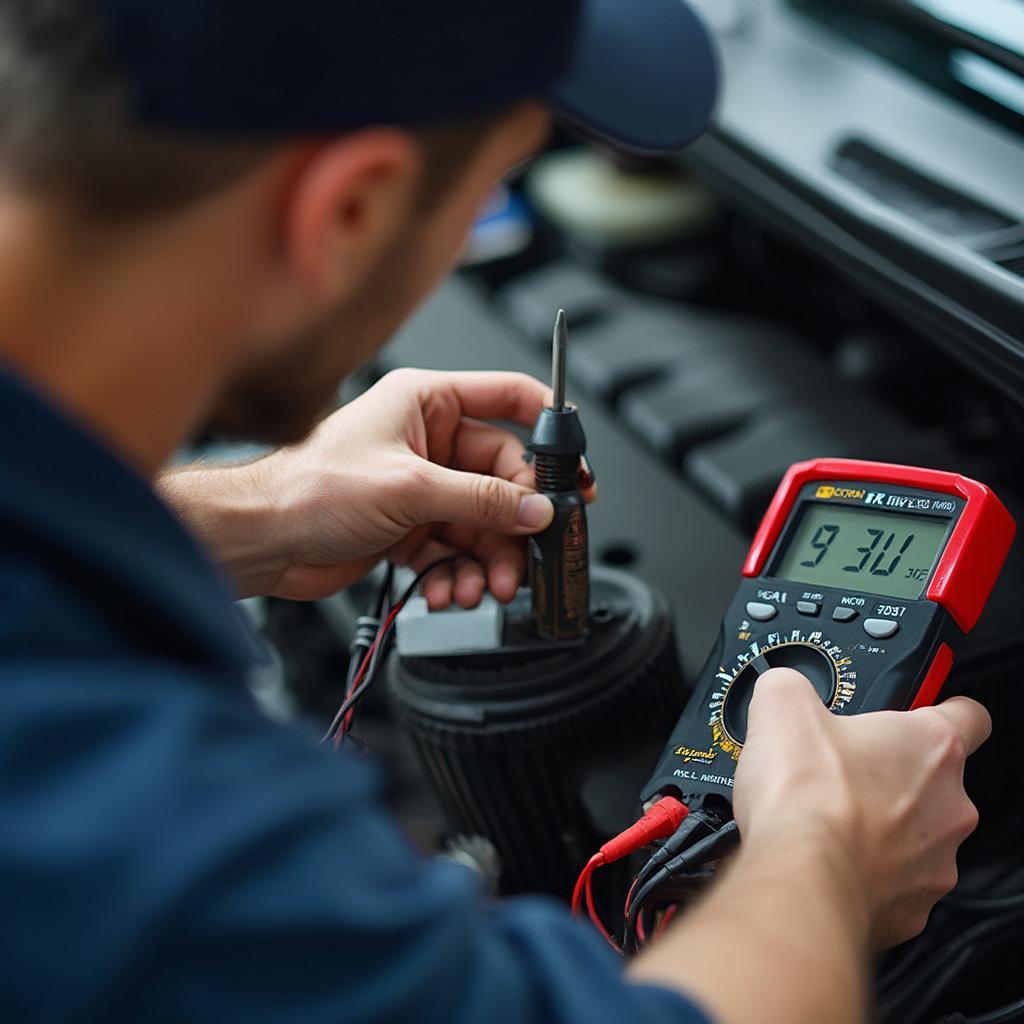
641,459,1016,806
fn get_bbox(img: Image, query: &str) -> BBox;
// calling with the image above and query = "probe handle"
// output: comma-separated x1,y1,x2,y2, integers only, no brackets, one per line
529,452,589,641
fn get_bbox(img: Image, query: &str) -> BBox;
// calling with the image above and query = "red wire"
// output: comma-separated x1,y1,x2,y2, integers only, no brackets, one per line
585,872,619,950
572,854,604,915
656,904,679,937
624,876,639,919
571,854,620,952
334,600,406,747
571,797,689,954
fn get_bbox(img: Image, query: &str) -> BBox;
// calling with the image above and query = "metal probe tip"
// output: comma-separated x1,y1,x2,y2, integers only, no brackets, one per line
552,309,568,412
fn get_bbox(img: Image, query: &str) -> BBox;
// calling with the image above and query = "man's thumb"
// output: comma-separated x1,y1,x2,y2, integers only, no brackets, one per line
417,464,555,534
745,668,823,736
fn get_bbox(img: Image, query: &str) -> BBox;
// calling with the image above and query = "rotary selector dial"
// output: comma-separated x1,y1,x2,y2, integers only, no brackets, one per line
710,630,857,757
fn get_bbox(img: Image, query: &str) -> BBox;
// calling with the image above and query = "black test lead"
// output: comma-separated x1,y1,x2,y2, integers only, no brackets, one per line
527,310,590,641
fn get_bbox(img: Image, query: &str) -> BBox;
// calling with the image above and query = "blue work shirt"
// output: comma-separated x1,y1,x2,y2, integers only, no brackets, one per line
0,367,711,1023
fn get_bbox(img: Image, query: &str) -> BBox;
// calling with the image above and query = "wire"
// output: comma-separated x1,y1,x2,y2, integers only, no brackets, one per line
373,563,395,618
334,601,401,745
626,806,722,913
635,906,648,944
877,907,1024,1021
629,820,740,913
624,821,740,953
584,867,617,949
321,566,394,744
966,996,1024,1024
571,853,604,916
898,946,976,1024
570,797,689,953
570,853,618,951
946,892,1024,914
348,563,394,689
656,904,679,937
323,555,468,747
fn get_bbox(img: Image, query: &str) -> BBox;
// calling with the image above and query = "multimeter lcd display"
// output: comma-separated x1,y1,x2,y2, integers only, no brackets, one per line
774,503,951,600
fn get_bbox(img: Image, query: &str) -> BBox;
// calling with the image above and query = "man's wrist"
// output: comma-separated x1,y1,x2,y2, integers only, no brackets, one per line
159,459,293,597
740,817,872,948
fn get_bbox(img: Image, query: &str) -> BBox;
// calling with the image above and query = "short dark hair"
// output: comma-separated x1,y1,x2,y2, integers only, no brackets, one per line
0,0,502,222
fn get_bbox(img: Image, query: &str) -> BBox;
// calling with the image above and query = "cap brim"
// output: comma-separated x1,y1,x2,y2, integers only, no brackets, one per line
546,0,720,156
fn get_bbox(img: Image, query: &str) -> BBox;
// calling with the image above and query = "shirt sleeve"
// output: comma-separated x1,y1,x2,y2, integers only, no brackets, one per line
116,671,712,1024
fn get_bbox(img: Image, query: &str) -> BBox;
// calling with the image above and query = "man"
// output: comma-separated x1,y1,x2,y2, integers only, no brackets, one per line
0,2,989,1022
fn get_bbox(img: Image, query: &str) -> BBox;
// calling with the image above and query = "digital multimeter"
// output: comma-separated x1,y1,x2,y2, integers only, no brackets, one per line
641,459,1017,806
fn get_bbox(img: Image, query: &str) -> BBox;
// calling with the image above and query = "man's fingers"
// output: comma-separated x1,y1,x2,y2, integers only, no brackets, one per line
430,525,525,605
929,696,992,757
475,533,525,604
451,418,533,484
452,419,598,495
437,371,553,428
416,463,554,535
406,538,459,609
452,553,487,609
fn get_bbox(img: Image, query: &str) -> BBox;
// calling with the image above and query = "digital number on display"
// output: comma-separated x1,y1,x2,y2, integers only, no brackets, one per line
774,504,951,600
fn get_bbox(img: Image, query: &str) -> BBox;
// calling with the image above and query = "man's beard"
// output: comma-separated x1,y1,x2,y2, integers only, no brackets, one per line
201,314,351,447
202,364,339,447
199,223,436,447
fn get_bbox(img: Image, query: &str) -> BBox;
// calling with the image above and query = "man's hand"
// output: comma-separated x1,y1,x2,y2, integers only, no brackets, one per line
164,369,594,604
630,670,990,1024
734,668,990,948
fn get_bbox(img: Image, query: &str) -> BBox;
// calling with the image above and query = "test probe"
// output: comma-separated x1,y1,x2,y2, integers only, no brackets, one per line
527,310,590,641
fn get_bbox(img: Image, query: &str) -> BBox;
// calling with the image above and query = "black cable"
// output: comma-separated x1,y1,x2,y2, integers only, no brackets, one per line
659,820,740,879
877,908,1024,1020
331,624,394,734
946,892,1024,914
328,554,481,746
876,892,1024,995
625,822,740,953
629,804,728,900
966,996,1024,1024
896,946,976,1024
373,563,395,618
322,565,395,744
347,564,394,685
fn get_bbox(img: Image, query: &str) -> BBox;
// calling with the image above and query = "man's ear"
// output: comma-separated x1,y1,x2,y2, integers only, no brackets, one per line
282,128,421,301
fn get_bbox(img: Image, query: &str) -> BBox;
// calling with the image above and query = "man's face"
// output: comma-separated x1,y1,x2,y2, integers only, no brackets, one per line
206,105,550,445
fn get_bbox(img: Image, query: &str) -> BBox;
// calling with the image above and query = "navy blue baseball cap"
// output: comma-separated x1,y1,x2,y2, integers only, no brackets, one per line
100,0,719,155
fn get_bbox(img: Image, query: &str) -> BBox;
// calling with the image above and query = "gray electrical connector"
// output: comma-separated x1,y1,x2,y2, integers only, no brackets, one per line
395,594,505,658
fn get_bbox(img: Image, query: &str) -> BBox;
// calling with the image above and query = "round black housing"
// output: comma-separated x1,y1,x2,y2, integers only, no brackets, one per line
387,566,686,896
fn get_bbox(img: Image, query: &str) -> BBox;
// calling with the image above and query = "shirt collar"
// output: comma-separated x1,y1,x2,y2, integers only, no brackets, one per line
0,366,255,677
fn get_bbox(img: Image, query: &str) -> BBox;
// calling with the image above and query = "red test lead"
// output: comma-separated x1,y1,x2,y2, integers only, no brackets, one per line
599,796,688,864
571,796,688,948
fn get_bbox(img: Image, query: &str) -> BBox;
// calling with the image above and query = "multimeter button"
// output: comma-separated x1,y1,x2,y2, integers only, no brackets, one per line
864,618,900,640
746,602,777,622
832,607,859,623
796,601,820,616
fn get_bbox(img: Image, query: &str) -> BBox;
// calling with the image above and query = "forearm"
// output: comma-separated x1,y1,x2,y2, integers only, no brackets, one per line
158,461,289,598
628,826,871,1024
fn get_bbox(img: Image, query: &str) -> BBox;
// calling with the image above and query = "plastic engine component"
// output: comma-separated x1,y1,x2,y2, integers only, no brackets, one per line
386,566,686,896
